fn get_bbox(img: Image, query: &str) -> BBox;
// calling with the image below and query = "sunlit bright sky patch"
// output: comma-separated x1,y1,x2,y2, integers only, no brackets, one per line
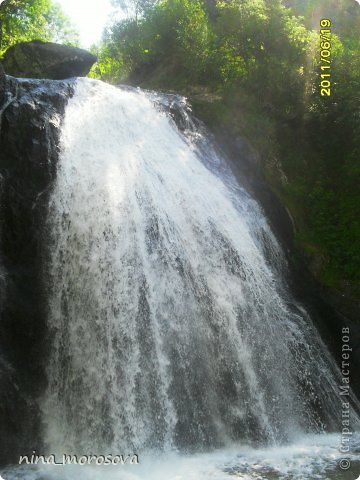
55,0,120,48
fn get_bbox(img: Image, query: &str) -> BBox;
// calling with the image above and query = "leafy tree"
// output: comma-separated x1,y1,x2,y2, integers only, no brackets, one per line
284,0,360,42
89,41,125,83
0,0,79,56
111,0,158,22
95,0,213,85
213,0,310,118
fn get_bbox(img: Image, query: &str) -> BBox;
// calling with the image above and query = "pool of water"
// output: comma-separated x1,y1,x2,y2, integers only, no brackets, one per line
2,433,359,480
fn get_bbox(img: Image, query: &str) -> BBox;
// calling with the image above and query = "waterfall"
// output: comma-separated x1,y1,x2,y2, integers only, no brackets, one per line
42,78,358,457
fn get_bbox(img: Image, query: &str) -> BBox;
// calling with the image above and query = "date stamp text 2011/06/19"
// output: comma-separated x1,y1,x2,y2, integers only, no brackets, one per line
320,19,332,97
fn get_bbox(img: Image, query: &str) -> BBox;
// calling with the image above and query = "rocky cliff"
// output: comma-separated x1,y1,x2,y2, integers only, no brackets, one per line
0,74,74,464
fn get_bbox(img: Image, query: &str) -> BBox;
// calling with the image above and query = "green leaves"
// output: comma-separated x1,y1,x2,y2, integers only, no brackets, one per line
0,0,79,56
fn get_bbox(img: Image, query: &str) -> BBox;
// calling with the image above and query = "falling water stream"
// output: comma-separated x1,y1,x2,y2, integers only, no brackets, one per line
2,78,360,479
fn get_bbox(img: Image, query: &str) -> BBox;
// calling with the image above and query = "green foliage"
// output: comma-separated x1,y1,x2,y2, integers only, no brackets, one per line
89,43,125,83
98,0,312,110
213,0,311,119
0,0,79,56
111,0,157,20
306,37,360,286
285,0,360,42
93,0,214,86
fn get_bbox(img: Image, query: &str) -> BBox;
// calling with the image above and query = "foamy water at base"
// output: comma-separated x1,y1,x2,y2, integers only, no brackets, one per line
2,434,360,480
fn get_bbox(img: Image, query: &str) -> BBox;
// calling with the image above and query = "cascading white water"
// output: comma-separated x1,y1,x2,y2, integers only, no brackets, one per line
42,78,358,457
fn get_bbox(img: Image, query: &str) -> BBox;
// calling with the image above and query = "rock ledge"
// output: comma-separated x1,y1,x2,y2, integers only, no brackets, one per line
2,40,96,80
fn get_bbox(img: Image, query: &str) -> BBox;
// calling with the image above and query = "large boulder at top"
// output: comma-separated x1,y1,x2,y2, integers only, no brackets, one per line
2,40,97,80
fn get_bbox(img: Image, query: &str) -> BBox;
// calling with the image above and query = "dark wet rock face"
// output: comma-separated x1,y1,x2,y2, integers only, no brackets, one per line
2,41,96,80
0,61,6,105
0,75,74,465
